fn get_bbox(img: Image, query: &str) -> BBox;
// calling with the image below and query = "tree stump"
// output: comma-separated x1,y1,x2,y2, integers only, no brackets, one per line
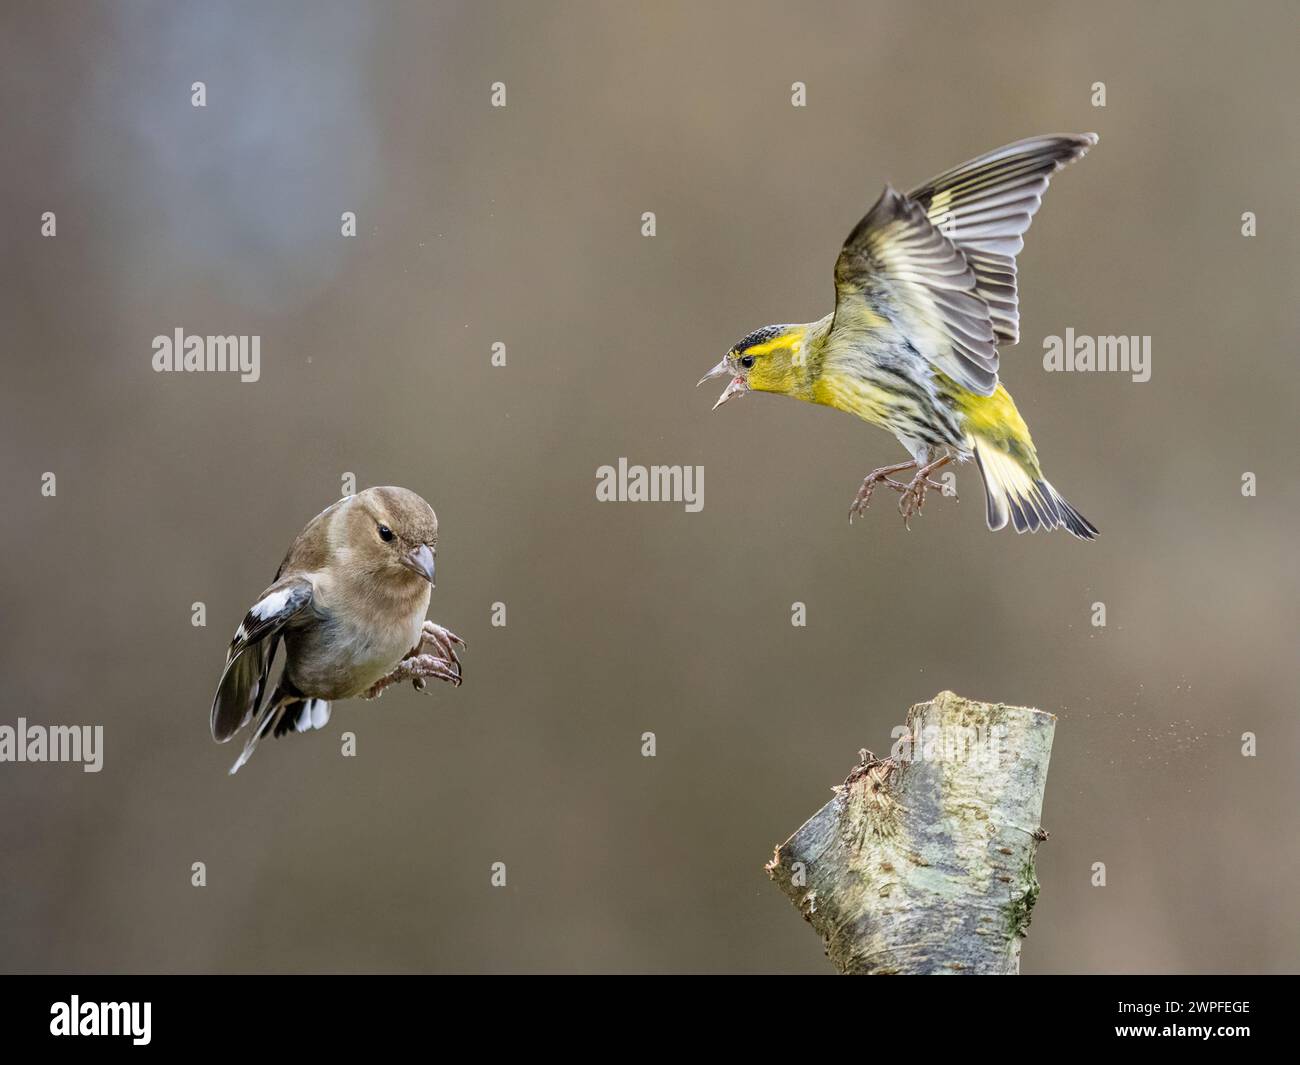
766,691,1056,974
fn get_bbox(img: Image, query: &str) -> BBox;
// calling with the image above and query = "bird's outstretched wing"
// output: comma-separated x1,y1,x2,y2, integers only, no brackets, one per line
907,133,1097,346
831,134,1097,396
833,184,999,395
210,577,313,742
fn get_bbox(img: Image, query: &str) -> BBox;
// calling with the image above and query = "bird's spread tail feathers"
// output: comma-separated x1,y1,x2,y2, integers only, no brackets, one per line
228,695,331,775
969,435,1097,540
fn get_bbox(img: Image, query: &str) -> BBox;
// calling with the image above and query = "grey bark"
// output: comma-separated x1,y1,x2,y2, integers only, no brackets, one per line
766,691,1056,974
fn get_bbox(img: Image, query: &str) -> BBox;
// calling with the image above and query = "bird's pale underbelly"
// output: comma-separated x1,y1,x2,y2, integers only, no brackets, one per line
284,609,424,700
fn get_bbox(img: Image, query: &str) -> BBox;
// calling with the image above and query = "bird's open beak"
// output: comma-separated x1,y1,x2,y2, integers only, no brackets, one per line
697,357,748,411
401,543,436,584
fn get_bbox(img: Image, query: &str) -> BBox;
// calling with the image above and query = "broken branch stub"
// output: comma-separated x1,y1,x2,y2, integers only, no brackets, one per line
766,691,1056,974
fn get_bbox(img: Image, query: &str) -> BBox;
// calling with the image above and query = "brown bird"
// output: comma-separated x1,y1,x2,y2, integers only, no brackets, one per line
210,487,465,774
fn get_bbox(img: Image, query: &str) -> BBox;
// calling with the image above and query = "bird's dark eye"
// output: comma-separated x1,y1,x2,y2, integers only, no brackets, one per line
739,354,755,369
377,524,394,542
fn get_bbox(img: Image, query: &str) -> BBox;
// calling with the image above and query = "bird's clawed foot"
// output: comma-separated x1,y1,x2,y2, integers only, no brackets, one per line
417,621,465,679
848,461,916,523
897,456,954,528
363,622,466,699
364,655,461,699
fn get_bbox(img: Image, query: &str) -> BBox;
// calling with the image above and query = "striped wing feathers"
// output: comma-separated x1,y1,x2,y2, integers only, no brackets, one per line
832,134,1097,395
908,133,1098,345
834,184,1000,396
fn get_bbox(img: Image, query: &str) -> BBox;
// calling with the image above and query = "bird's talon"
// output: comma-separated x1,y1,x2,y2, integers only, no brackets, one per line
893,456,953,526
367,650,462,698
419,620,466,671
848,462,921,525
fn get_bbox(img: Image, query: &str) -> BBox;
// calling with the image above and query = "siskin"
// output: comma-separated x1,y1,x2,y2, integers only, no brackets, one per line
209,487,465,774
700,134,1099,539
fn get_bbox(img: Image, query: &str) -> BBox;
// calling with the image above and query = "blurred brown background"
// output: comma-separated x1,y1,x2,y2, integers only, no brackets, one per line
1,0,1296,974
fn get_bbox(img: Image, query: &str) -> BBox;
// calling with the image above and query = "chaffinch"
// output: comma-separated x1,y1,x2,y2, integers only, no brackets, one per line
210,486,465,774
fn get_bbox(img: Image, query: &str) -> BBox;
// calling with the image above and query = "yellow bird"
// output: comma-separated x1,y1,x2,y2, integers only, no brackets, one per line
700,134,1099,539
